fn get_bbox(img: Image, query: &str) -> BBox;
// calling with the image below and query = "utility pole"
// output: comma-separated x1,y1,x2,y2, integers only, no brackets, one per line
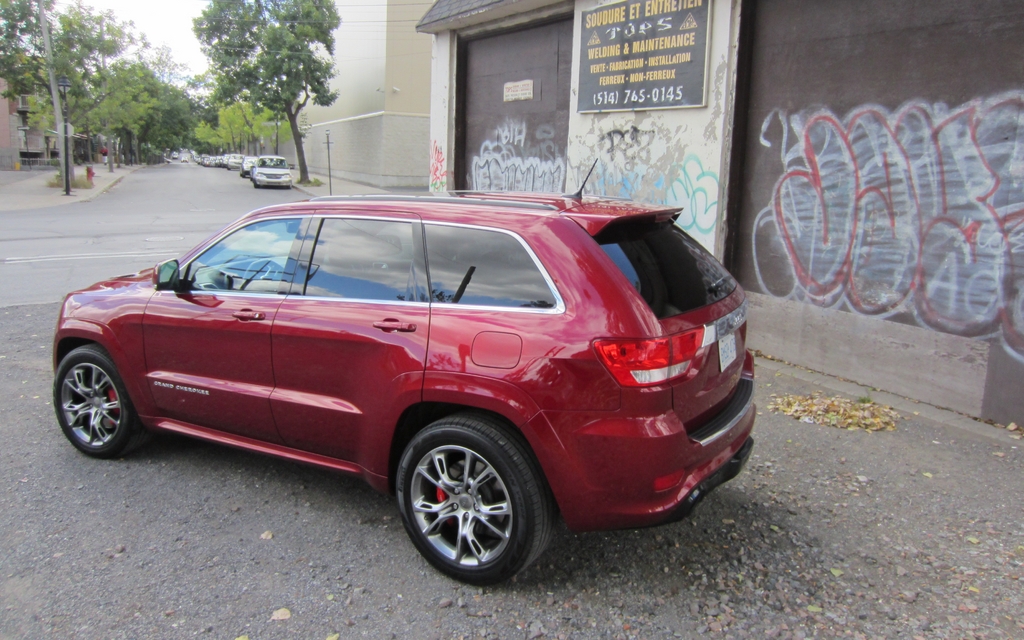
39,0,67,185
324,130,333,195
101,16,113,173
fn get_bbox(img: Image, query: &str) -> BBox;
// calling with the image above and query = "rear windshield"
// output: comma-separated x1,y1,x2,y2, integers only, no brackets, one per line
595,221,737,319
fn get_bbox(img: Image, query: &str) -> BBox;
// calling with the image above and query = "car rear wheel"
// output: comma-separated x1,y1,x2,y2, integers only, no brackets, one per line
396,413,555,584
53,345,149,458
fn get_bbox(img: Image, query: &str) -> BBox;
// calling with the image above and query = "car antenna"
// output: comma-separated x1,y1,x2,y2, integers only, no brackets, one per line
567,159,599,201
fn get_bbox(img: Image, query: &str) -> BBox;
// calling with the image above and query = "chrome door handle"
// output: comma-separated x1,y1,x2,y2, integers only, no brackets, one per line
232,310,266,321
373,320,417,333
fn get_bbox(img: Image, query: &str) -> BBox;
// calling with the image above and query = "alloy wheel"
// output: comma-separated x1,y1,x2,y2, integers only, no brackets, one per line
60,363,122,447
409,445,513,566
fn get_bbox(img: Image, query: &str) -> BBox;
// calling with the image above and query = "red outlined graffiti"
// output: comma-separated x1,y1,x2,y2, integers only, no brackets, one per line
429,140,447,192
753,92,1024,360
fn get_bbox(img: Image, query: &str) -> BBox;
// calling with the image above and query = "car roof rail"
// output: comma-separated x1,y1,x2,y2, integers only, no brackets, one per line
308,194,560,211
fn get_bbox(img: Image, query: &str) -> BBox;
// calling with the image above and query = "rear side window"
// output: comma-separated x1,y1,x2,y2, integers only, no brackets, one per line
424,225,557,309
596,221,736,319
304,218,422,302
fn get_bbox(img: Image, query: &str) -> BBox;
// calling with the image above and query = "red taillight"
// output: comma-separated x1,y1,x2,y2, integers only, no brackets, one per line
594,327,705,387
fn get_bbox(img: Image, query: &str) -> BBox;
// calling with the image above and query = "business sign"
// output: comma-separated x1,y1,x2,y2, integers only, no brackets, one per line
577,0,711,112
503,79,535,102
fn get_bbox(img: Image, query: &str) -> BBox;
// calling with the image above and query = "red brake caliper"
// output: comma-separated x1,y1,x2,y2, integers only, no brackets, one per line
436,486,456,528
106,388,119,423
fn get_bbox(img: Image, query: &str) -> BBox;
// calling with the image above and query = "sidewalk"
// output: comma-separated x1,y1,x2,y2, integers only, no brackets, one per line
291,170,427,198
0,164,146,212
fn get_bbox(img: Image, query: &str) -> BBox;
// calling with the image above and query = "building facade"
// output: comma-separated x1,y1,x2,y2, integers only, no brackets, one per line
281,0,434,188
418,0,1024,424
2,78,56,169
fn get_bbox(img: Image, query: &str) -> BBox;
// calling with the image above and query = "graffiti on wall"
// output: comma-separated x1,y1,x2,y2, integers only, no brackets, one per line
429,140,447,192
470,119,565,192
585,124,720,251
752,92,1024,360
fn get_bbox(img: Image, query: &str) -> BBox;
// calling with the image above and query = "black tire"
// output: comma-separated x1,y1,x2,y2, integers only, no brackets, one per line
396,412,556,584
53,345,150,458
253,181,260,189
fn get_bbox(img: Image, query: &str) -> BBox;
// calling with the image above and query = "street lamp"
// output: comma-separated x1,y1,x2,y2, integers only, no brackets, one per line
324,129,333,195
57,75,71,196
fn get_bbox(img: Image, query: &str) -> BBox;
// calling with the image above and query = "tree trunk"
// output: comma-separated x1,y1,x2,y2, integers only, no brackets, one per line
285,105,308,183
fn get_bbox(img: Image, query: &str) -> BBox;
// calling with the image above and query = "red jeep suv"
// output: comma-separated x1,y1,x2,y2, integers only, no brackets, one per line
52,193,754,584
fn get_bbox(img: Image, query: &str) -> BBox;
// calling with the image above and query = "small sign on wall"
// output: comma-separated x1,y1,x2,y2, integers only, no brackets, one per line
578,0,712,112
503,79,535,102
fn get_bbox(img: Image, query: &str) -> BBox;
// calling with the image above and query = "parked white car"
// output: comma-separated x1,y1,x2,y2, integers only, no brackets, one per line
251,156,293,189
226,154,245,171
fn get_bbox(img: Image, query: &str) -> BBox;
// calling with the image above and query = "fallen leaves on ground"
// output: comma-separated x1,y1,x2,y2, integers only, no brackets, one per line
270,607,291,621
767,392,900,431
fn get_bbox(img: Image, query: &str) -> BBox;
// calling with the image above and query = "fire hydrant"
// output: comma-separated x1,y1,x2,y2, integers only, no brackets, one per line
86,165,95,184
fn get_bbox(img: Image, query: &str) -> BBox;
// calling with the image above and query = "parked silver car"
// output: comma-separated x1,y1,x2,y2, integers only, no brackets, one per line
226,154,245,171
251,156,293,189
240,156,258,178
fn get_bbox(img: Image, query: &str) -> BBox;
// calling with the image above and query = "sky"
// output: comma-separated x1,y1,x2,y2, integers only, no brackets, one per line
57,0,210,76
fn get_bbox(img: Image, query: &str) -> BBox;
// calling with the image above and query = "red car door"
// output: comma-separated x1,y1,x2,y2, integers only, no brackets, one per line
270,214,429,472
143,217,305,442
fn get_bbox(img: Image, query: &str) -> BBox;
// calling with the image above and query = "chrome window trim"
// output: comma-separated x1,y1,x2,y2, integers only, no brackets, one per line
422,221,566,315
288,295,429,307
164,289,286,299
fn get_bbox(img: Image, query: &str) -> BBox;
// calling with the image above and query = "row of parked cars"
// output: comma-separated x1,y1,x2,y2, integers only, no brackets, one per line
197,152,293,189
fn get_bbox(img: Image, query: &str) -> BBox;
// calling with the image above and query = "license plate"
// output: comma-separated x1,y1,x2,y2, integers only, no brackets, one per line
719,332,737,372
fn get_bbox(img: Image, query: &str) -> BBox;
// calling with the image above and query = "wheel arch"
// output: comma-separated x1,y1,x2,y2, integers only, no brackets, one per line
54,320,155,417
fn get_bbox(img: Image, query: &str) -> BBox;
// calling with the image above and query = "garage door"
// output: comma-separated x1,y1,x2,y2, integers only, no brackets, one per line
460,19,573,192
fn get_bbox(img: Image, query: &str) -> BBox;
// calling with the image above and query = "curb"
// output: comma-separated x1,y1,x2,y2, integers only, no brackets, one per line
76,165,147,204
755,356,1018,446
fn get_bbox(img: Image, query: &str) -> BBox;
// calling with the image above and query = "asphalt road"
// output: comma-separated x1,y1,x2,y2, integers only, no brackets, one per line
0,168,1022,639
0,162,303,307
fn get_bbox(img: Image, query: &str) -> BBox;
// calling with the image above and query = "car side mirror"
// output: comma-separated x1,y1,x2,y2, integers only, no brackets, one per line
155,259,182,291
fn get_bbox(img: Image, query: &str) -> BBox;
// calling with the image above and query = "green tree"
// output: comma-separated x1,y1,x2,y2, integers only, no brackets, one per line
194,0,340,182
0,0,52,99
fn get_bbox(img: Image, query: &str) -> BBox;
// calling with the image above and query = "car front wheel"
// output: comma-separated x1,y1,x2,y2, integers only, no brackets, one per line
396,413,556,584
53,345,149,458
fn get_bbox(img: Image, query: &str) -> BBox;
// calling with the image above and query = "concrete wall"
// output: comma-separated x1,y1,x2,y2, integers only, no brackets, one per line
427,0,743,255
731,0,1024,424
293,112,429,187
423,0,1024,423
565,0,740,254
747,292,991,416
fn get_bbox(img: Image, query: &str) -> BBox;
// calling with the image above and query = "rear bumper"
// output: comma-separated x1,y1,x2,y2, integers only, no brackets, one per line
660,436,753,525
529,356,756,532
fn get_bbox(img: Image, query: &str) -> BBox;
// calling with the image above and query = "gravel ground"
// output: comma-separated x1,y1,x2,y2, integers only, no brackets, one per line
1,302,1022,639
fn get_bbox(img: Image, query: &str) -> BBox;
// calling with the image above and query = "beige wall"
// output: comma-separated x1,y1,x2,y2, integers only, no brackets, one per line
305,0,387,123
295,0,432,186
383,0,433,114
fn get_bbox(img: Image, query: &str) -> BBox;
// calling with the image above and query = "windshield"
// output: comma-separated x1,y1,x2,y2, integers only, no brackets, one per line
259,158,287,168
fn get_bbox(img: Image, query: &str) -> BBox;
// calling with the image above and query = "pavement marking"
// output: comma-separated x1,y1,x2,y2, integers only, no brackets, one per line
4,250,180,264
